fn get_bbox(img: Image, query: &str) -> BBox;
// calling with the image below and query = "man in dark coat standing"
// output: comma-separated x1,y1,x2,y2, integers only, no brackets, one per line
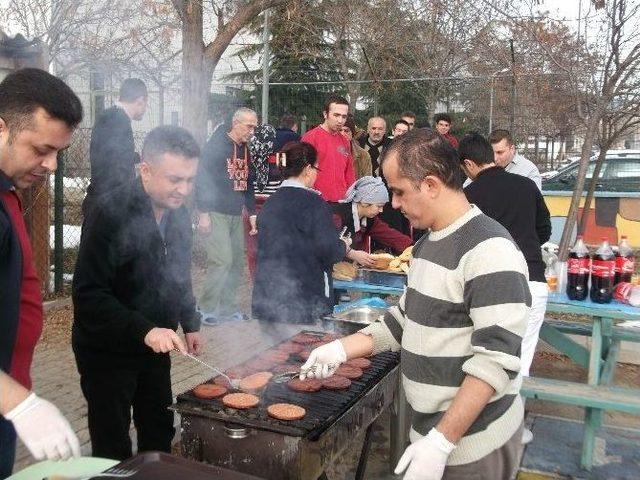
72,126,202,460
358,116,390,177
82,78,147,219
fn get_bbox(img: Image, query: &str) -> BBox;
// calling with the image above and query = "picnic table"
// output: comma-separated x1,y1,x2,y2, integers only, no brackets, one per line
522,292,640,471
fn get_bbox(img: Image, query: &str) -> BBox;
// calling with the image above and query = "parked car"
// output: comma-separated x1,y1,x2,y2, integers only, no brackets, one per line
542,150,640,192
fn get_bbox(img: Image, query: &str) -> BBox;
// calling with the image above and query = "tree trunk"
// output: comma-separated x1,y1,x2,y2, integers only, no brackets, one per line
577,148,607,236
176,0,288,143
158,83,165,126
544,136,550,169
557,110,603,260
180,0,208,144
556,135,566,165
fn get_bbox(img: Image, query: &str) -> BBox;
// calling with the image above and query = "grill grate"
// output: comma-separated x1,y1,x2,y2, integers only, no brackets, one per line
175,332,399,440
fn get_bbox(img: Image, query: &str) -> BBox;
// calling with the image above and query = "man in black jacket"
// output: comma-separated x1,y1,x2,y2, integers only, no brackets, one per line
358,116,390,176
460,133,551,444
72,125,202,460
360,116,410,242
82,78,147,219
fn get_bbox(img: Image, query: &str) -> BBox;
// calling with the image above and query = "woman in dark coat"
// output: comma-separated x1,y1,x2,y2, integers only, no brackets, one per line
252,142,370,324
331,176,413,255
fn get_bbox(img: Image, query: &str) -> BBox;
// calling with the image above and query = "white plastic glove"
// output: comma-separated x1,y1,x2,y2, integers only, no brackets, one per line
6,393,81,461
394,428,456,480
299,340,347,379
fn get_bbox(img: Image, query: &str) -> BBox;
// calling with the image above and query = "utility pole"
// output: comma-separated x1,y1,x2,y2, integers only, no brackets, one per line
489,68,509,135
509,38,516,137
261,9,271,124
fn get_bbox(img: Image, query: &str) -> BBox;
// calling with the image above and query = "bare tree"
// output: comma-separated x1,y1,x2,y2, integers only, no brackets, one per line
484,0,640,258
578,105,640,235
1,0,148,77
170,0,289,143
554,0,640,258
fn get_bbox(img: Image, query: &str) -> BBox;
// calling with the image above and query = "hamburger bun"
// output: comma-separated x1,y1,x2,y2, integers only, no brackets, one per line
333,261,357,280
370,253,395,271
398,246,413,262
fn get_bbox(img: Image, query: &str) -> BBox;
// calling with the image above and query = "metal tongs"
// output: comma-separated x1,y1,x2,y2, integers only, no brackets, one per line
174,349,240,388
272,363,337,383
272,370,302,383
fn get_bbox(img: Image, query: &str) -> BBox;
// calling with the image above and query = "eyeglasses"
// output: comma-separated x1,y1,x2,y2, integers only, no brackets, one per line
309,164,322,172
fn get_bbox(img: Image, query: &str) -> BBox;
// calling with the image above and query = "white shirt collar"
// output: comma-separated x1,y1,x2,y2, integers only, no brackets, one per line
280,178,321,194
351,202,363,233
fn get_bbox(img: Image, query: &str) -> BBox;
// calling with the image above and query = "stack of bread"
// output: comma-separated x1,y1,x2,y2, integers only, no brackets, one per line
333,246,413,278
369,253,395,270
386,246,413,273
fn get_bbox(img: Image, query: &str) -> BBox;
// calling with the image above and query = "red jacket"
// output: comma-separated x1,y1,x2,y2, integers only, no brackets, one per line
443,132,459,149
302,126,355,201
331,202,412,254
0,172,43,390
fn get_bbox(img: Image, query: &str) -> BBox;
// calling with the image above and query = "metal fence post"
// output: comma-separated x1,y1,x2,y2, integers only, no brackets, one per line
54,150,64,293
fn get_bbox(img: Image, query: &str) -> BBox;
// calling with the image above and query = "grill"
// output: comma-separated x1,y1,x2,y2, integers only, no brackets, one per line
173,330,400,480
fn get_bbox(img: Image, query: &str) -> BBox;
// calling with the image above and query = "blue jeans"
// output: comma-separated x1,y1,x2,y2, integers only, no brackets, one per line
0,417,16,479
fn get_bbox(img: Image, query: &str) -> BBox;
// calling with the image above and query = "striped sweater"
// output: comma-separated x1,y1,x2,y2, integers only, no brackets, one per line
361,205,531,465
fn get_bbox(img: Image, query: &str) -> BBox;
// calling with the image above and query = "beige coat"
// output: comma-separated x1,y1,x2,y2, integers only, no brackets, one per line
351,141,373,179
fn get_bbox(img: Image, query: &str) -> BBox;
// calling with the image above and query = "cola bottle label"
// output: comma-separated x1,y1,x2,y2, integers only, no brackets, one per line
591,259,615,278
615,257,635,273
614,282,634,302
568,258,590,274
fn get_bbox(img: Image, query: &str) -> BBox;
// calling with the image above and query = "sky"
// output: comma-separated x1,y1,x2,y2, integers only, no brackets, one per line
0,1,599,36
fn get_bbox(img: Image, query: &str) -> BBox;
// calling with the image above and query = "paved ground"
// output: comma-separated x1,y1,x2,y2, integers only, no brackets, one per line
12,296,640,478
14,304,303,471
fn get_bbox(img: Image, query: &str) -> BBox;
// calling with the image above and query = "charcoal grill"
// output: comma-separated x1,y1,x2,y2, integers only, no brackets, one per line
173,330,399,480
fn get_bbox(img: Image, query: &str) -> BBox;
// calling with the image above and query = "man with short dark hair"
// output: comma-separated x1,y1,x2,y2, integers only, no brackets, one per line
83,78,148,219
196,108,258,323
302,129,530,480
434,113,458,149
0,68,83,477
302,94,355,201
72,125,202,460
392,119,410,138
460,133,551,444
488,129,541,190
401,111,417,130
359,116,390,176
275,113,300,151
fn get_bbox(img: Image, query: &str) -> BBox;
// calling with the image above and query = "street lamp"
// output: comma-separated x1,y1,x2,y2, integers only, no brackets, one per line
488,67,510,135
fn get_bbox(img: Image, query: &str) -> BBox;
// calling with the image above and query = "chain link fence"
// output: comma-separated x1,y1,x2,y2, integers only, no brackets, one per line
45,128,147,296
212,75,589,172
38,76,639,296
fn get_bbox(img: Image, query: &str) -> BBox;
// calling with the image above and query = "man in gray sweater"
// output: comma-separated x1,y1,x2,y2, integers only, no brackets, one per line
302,130,531,480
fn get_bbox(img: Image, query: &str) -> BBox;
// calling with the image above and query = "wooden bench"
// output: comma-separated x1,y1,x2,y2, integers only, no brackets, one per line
541,297,640,470
545,318,640,343
522,376,640,415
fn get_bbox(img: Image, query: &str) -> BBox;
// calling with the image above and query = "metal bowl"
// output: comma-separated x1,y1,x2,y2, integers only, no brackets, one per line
334,306,386,325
